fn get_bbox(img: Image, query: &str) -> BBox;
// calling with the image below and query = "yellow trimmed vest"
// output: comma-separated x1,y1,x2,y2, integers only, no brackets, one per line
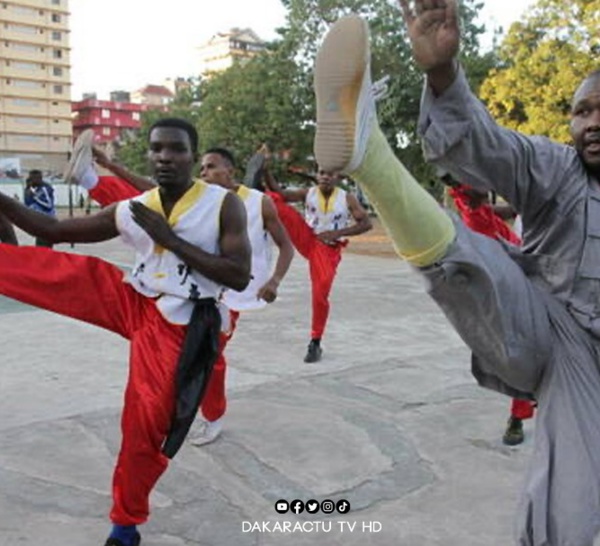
222,185,273,311
115,180,227,324
304,186,351,234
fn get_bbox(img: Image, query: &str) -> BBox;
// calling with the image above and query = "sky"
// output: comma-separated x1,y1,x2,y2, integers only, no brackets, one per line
68,0,537,100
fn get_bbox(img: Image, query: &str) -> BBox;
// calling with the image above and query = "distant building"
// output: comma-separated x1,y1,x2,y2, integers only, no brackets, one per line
198,27,266,76
163,77,191,96
71,98,155,144
0,0,72,174
131,84,174,106
109,90,131,103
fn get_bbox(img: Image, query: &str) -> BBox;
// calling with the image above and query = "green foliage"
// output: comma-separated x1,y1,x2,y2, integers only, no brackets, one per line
195,47,314,180
480,0,600,142
117,0,496,195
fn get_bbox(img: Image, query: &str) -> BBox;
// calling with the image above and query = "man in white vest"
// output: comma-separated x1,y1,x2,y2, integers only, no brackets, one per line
264,166,372,362
70,143,294,446
0,118,251,546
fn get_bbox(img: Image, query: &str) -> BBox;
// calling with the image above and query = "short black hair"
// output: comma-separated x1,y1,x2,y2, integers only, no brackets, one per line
204,147,236,168
28,169,43,178
149,117,199,153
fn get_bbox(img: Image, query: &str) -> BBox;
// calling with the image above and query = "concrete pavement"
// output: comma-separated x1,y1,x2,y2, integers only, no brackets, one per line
0,233,532,545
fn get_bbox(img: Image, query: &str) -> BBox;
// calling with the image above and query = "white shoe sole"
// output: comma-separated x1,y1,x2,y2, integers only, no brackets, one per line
314,15,370,173
64,128,94,183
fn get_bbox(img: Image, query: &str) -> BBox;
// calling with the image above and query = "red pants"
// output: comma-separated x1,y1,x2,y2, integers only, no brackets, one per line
511,398,535,420
269,192,342,339
201,310,239,422
0,244,225,525
89,174,234,423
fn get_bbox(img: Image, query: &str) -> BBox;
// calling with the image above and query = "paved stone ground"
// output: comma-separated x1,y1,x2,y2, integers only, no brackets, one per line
0,227,533,545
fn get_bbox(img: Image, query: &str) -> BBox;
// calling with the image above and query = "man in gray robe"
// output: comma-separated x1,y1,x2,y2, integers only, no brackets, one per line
311,2,600,544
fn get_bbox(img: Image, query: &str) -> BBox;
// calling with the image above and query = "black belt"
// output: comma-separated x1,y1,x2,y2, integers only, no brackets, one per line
162,298,222,458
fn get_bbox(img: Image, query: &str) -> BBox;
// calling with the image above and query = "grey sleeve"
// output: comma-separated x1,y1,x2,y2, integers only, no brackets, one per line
417,67,574,216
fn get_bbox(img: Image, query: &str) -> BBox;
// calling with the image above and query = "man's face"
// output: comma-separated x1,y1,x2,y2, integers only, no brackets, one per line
570,75,600,176
147,127,196,189
28,172,43,186
316,169,341,195
200,153,235,189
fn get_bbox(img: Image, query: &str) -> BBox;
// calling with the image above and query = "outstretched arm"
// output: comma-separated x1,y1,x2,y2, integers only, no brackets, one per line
399,0,459,95
93,146,156,193
262,164,308,203
0,192,118,243
129,192,251,291
0,213,18,245
256,195,294,303
400,0,574,215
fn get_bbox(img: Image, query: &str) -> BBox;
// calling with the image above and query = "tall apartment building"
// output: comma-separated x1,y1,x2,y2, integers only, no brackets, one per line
198,28,266,76
0,0,71,175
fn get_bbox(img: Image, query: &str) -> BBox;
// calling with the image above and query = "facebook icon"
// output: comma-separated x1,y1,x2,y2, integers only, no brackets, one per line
291,499,305,514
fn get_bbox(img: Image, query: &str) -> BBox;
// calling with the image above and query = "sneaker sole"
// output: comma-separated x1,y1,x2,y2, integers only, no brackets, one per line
314,15,369,172
64,128,94,182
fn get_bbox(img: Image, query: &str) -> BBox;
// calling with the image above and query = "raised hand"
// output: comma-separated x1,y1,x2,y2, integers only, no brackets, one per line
129,201,175,248
398,0,460,72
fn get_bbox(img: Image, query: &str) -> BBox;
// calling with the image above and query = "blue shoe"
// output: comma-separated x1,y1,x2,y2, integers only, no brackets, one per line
104,531,141,546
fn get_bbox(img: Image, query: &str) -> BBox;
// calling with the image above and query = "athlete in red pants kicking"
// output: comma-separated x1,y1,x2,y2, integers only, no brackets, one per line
264,165,372,362
73,140,293,445
0,119,251,546
444,175,536,446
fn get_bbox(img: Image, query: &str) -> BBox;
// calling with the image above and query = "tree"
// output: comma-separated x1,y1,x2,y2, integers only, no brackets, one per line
279,0,495,190
117,1,495,193
480,0,600,142
195,45,314,180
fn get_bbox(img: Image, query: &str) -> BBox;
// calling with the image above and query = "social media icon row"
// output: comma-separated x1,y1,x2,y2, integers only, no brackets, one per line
275,499,351,515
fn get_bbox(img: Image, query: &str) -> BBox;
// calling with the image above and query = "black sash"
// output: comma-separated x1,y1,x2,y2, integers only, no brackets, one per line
162,298,221,458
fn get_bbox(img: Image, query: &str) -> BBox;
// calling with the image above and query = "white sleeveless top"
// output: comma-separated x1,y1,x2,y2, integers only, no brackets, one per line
115,180,227,325
304,186,351,234
222,186,273,311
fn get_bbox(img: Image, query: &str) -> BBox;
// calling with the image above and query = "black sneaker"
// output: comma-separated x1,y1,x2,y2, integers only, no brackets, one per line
502,417,524,446
105,532,141,546
304,340,323,363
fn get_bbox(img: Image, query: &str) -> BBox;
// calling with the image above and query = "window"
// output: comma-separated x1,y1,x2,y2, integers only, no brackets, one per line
15,135,43,142
52,31,61,41
102,127,110,136
14,116,42,125
101,109,110,118
52,66,62,76
52,0,60,4
11,24,37,35
14,79,42,89
51,13,61,23
12,42,37,53
12,98,40,107
132,112,140,121
13,61,39,71
53,84,63,94
13,5,36,16
53,49,62,59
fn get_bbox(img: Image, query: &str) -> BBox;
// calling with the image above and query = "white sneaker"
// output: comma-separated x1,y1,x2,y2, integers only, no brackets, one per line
64,128,94,183
189,418,223,446
314,14,375,173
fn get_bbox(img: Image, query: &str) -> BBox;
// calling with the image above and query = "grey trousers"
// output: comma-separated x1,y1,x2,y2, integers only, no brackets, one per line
421,221,600,546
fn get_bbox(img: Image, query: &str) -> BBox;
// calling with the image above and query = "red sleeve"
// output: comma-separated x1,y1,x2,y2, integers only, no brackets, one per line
89,176,141,207
449,186,521,244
